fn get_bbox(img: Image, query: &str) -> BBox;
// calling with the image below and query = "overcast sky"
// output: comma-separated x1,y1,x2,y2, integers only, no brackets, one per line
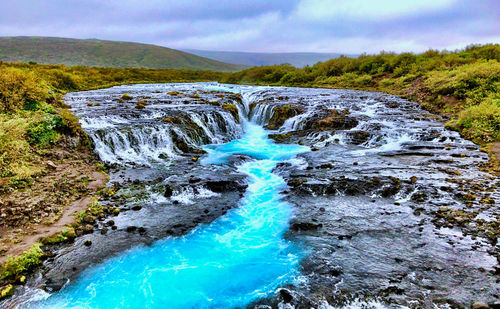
1,0,499,53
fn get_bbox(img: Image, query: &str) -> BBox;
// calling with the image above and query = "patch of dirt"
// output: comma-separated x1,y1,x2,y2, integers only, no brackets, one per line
0,145,107,264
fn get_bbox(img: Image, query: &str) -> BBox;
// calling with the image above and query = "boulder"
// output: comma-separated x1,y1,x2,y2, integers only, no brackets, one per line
205,180,247,193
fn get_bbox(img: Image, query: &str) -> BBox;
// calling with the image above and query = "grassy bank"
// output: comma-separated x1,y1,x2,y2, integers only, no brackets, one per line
221,44,500,154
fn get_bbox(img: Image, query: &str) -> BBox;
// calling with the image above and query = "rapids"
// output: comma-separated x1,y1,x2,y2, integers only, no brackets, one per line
4,83,498,309
34,122,309,308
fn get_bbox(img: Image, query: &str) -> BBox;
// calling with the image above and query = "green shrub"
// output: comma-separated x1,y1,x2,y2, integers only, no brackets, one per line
26,113,62,146
0,114,38,178
0,68,49,113
425,60,500,105
454,95,500,143
49,71,80,90
0,244,43,279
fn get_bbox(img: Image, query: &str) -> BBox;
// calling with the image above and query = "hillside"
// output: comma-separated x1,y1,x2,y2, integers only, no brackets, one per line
0,37,244,71
183,49,354,67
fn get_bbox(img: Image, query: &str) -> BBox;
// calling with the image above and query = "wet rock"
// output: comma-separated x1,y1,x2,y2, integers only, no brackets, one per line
312,109,358,131
287,179,307,187
290,221,322,231
411,192,427,202
268,132,293,143
279,288,294,303
380,184,400,197
164,185,174,198
205,180,247,193
131,205,142,211
221,104,239,122
349,130,371,145
82,215,96,224
43,278,67,292
77,224,94,235
84,239,92,247
488,302,500,309
106,220,115,226
126,226,137,232
265,105,303,130
380,286,404,296
189,177,201,184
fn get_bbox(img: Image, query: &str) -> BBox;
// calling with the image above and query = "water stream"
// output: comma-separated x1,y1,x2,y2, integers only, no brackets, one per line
31,92,310,308
6,83,498,308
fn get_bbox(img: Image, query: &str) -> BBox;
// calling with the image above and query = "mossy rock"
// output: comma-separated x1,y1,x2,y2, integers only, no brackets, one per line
135,100,147,109
161,116,182,124
121,93,133,100
222,104,239,122
170,131,194,153
266,105,303,130
248,102,258,113
287,179,307,187
268,132,293,143
314,109,358,131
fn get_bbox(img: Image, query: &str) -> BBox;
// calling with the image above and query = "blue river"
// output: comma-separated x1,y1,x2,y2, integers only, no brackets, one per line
37,121,309,308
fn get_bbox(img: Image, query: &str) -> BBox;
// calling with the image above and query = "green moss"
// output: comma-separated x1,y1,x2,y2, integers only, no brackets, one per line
40,228,76,245
161,116,182,124
268,132,293,142
0,244,43,280
26,113,62,146
75,198,104,224
0,284,14,300
222,104,239,122
266,105,302,130
121,93,133,100
135,100,147,109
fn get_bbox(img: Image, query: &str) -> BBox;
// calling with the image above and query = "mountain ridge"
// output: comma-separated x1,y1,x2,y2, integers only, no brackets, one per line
182,49,357,67
0,36,244,71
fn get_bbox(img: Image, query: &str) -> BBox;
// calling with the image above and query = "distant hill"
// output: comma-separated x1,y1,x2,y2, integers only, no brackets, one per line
0,37,244,71
183,49,356,67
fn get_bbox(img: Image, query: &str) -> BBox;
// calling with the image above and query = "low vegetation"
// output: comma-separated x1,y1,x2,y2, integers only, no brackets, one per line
222,44,500,146
0,244,43,280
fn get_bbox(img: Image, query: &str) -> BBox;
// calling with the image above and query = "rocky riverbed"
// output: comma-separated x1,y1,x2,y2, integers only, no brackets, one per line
2,83,498,308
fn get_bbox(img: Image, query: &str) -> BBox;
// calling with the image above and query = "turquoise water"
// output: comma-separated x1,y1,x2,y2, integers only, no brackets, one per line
36,122,309,308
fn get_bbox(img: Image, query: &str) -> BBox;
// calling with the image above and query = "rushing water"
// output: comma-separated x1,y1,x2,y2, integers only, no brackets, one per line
6,83,498,309
33,119,309,307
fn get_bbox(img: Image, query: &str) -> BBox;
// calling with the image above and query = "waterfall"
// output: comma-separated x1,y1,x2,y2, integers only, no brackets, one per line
66,85,246,166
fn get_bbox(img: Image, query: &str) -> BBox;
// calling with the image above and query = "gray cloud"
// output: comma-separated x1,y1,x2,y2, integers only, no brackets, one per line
0,0,498,53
